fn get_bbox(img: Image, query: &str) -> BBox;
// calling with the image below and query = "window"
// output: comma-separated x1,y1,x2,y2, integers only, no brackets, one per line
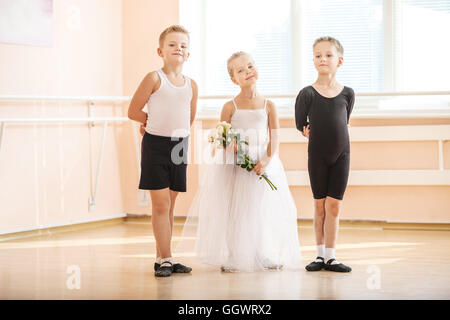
393,0,450,91
180,0,450,113
299,0,384,93
180,0,292,97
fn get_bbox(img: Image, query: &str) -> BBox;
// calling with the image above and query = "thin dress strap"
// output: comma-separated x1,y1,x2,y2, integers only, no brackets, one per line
232,98,238,111
264,98,268,113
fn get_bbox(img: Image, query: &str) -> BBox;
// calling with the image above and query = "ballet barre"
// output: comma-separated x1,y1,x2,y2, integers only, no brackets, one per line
1,93,449,206
1,90,449,103
0,95,130,101
279,125,450,186
0,116,130,212
198,91,450,100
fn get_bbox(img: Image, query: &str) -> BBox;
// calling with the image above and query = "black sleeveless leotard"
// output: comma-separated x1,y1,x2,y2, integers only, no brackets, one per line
295,85,355,200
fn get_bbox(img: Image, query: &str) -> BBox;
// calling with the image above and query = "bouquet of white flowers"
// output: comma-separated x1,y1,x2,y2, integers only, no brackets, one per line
209,121,277,190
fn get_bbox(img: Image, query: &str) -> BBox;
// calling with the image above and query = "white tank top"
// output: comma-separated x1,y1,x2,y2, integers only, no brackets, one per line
145,69,192,138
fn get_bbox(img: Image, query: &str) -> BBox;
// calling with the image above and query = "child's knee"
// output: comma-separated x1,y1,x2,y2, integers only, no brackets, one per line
152,198,171,213
325,197,341,217
314,199,326,217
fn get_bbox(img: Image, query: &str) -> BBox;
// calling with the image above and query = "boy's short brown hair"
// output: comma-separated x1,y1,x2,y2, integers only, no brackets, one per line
313,36,344,56
159,25,190,47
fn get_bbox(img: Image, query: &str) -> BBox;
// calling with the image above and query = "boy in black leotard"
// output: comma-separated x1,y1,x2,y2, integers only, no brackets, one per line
295,36,355,273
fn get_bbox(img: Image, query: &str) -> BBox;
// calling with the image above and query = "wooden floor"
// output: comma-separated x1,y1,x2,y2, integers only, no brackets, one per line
0,218,449,300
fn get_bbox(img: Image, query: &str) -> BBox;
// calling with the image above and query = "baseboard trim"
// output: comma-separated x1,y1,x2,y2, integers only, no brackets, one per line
0,214,127,242
126,215,450,231
298,219,450,231
3,213,445,242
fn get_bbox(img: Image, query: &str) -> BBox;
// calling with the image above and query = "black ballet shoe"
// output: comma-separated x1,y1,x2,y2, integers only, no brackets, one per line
305,256,325,271
172,263,192,273
154,262,192,273
155,261,173,277
324,258,352,273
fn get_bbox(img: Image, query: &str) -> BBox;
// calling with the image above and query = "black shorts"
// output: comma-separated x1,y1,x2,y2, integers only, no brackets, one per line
308,150,350,201
139,132,189,192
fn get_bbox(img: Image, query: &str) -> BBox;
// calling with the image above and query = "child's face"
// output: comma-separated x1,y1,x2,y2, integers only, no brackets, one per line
313,41,343,75
158,32,190,64
230,55,258,87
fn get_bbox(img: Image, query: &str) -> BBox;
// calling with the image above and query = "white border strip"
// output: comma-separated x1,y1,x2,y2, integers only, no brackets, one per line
0,91,448,101
286,170,450,186
279,125,450,143
196,112,450,120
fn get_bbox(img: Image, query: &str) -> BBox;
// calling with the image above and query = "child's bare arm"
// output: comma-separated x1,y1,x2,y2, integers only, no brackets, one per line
266,100,280,158
128,72,159,124
190,79,198,126
220,102,237,153
254,100,279,175
219,101,234,123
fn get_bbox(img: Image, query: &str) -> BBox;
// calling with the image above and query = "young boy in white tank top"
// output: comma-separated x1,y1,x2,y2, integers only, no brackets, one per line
128,25,198,277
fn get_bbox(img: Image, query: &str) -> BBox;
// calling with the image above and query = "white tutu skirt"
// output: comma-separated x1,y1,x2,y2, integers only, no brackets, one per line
177,149,302,272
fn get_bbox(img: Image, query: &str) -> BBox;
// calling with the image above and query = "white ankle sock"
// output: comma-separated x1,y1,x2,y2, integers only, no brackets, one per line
160,257,173,266
156,257,162,264
317,244,325,259
325,248,339,265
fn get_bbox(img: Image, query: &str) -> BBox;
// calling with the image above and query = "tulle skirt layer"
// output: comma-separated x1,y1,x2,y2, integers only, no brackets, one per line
177,150,302,272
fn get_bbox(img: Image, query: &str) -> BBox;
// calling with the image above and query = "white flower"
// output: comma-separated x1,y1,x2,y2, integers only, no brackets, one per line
217,125,224,135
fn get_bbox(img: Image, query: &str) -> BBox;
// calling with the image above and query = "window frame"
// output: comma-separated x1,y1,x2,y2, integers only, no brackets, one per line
179,0,450,114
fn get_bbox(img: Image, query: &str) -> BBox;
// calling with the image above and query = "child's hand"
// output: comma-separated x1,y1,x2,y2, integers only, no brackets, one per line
139,123,146,136
301,125,310,139
253,157,270,175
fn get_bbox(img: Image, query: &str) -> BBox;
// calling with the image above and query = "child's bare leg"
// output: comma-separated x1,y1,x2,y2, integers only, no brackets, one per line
150,189,172,259
305,198,327,271
169,190,179,237
156,190,178,259
322,196,351,271
324,196,341,249
313,198,326,246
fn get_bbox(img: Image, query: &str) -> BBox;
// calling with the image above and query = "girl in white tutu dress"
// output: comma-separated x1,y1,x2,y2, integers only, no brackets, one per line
179,52,301,272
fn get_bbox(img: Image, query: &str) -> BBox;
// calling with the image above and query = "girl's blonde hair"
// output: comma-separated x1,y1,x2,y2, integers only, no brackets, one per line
159,25,190,47
227,51,253,77
313,36,344,56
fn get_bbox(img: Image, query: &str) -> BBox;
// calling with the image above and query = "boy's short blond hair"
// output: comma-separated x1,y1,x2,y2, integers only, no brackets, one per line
313,36,344,56
159,25,190,48
227,51,253,77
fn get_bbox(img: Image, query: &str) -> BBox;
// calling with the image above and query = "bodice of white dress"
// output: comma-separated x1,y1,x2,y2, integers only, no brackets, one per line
230,99,269,160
